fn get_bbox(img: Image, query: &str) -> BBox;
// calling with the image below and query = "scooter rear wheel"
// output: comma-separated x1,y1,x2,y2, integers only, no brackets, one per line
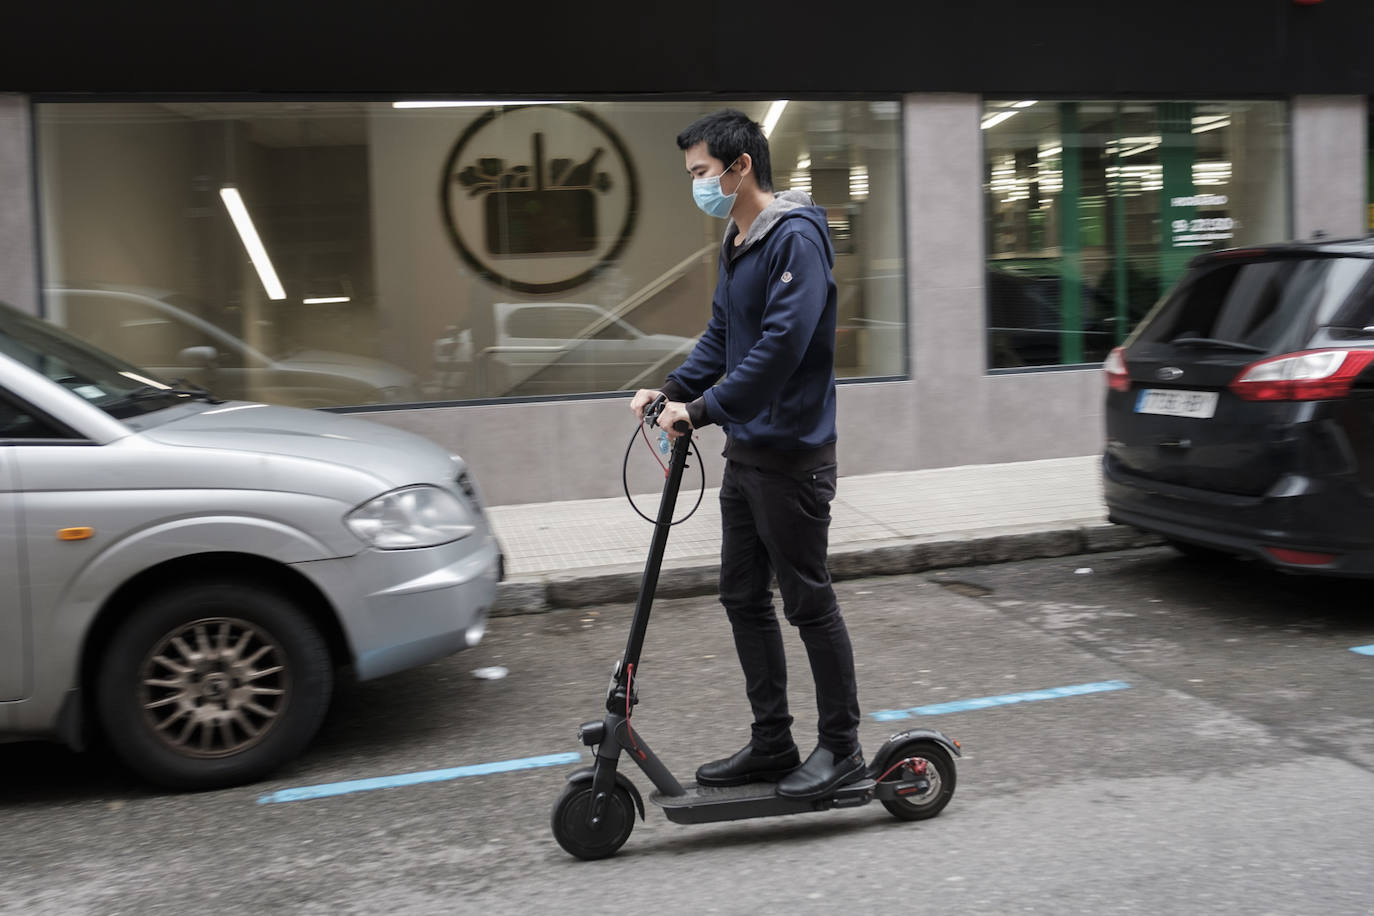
878,739,956,822
551,783,636,860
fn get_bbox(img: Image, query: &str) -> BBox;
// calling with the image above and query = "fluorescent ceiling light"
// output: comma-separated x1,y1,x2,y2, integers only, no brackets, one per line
762,100,789,138
849,165,869,200
1117,144,1159,158
391,100,566,109
1038,146,1062,158
980,111,1017,130
302,296,351,304
1012,100,1038,109
219,187,286,301
1192,117,1231,134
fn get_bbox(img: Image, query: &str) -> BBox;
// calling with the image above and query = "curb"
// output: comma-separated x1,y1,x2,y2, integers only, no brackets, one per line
492,523,1164,616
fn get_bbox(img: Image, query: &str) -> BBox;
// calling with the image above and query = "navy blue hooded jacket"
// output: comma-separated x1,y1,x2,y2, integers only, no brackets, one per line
661,190,838,472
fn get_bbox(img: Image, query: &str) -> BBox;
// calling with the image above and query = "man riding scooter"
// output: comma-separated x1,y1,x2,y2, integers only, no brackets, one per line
633,108,862,800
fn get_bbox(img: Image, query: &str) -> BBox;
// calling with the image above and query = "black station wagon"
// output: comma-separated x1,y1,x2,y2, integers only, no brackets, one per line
1103,237,1374,576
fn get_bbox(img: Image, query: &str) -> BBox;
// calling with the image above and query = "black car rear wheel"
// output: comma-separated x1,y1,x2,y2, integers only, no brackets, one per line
96,581,332,790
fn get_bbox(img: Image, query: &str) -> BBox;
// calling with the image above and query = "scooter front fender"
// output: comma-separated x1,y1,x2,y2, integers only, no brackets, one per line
564,767,646,821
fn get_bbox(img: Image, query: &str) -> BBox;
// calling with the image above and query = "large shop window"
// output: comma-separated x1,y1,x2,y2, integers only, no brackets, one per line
34,100,905,408
983,100,1289,370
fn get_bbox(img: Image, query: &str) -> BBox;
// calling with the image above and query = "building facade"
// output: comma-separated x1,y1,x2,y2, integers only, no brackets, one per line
1,2,1370,504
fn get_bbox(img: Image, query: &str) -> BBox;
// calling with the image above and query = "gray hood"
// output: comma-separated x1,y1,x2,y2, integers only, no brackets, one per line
725,189,817,260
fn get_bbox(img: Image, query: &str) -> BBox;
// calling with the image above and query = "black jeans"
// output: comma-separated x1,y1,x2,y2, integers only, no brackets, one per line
717,460,860,756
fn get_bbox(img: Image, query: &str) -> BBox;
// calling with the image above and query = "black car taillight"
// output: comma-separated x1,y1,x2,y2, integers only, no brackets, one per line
1229,349,1374,401
1103,346,1130,392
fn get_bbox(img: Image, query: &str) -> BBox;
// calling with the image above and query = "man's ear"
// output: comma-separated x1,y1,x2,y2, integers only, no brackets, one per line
733,152,757,192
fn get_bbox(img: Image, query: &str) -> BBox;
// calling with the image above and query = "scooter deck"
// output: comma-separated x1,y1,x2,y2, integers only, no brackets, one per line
649,778,877,825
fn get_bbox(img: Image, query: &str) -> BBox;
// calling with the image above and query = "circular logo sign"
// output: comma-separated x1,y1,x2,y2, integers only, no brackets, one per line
440,105,639,295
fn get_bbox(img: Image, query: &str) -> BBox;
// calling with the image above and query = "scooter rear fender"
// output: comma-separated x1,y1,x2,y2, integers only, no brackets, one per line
564,767,646,821
868,728,961,777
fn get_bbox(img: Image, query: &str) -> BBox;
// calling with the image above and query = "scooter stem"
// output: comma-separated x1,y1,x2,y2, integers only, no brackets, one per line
608,427,692,712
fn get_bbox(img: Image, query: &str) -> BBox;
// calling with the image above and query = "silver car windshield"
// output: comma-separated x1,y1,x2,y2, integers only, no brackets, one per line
0,303,215,419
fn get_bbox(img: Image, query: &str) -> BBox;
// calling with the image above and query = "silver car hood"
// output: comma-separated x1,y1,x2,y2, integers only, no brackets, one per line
139,402,457,493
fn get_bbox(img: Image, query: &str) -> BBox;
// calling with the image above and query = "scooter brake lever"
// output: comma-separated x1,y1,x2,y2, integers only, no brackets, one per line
643,393,667,428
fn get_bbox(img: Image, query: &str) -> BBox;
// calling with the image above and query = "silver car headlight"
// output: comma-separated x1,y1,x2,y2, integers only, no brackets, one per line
346,485,476,549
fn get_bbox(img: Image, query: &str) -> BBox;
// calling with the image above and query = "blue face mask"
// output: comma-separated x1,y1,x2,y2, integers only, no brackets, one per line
692,157,742,219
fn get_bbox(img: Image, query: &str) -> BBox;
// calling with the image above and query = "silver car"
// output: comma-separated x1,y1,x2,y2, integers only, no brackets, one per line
0,301,501,789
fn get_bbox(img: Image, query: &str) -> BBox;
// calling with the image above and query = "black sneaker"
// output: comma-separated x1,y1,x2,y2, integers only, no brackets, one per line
775,745,865,799
695,742,802,787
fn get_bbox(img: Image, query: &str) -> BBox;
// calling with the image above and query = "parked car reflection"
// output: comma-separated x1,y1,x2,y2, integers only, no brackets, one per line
432,302,697,398
47,287,420,408
986,263,1118,367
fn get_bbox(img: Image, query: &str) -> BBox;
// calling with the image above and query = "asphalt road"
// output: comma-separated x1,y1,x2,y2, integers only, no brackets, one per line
3,546,1374,915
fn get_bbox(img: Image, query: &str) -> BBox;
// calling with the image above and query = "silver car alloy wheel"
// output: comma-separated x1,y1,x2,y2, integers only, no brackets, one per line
138,616,290,758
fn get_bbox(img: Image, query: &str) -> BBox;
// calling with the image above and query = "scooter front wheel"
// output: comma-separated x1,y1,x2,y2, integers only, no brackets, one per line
878,739,957,822
551,783,636,860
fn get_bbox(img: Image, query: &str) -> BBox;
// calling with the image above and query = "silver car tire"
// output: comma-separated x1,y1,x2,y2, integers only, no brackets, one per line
96,582,333,790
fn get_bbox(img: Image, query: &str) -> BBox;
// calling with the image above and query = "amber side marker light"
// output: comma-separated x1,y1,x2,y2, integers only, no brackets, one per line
57,527,94,541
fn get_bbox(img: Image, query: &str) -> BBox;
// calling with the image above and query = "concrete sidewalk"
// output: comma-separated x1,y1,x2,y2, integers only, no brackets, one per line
486,454,1161,614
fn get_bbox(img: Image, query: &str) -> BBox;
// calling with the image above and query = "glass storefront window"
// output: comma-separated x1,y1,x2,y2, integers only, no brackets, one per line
35,100,905,408
982,99,1289,370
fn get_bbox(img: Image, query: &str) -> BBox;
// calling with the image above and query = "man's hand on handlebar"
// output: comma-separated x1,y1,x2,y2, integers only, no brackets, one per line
630,388,662,423
655,401,693,439
629,388,692,438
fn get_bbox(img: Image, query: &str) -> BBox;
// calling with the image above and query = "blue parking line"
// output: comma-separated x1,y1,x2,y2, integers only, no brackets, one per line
1350,645,1374,656
257,751,583,804
262,682,1134,803
870,680,1132,721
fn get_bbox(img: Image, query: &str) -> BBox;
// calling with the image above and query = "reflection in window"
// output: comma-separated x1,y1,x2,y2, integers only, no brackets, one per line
0,397,62,439
983,100,1289,369
37,99,906,406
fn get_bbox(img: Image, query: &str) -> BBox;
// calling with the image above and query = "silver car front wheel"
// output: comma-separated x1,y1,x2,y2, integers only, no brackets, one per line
138,616,290,759
97,581,332,790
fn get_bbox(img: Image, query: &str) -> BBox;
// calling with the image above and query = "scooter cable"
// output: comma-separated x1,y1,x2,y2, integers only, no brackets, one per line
621,421,706,526
874,756,928,782
638,421,670,475
624,663,643,756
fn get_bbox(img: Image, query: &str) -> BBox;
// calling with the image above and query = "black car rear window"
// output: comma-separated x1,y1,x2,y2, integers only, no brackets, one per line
1137,256,1374,353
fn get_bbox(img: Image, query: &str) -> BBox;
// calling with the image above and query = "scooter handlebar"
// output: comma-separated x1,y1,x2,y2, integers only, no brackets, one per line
643,393,690,435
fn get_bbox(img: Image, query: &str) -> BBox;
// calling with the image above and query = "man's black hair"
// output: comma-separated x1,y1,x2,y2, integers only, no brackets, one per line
676,108,773,193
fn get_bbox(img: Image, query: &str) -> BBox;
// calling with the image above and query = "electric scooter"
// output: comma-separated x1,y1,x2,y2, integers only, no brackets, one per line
551,397,961,860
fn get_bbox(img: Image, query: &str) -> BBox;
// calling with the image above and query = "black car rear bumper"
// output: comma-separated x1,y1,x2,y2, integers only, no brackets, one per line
1102,454,1374,576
